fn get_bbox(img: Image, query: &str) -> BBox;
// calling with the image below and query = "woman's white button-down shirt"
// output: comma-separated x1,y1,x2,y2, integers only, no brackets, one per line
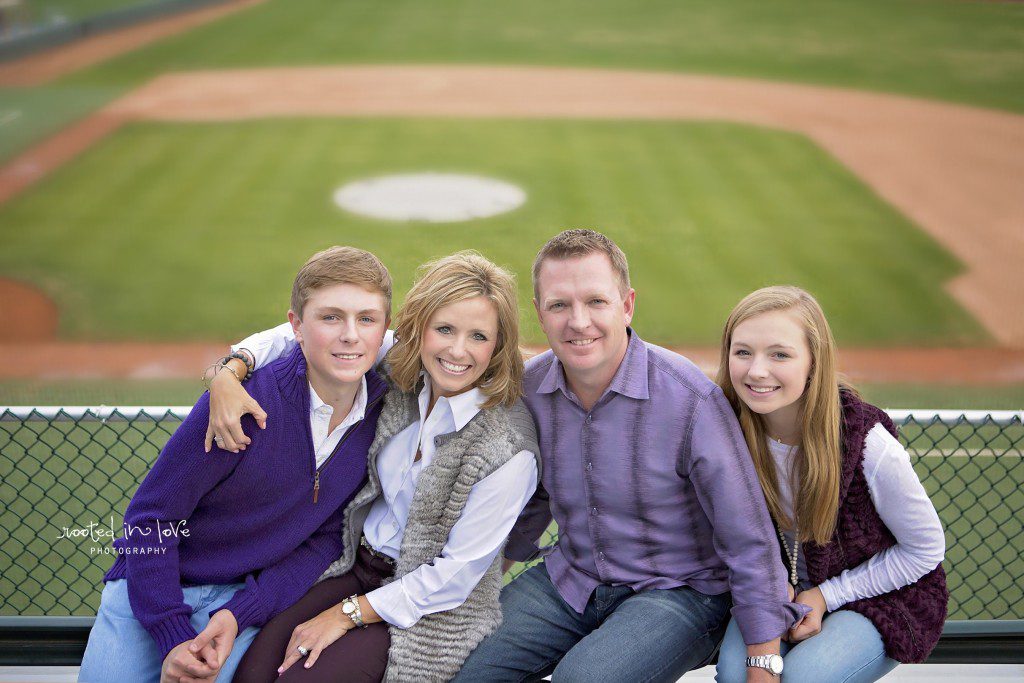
363,374,538,628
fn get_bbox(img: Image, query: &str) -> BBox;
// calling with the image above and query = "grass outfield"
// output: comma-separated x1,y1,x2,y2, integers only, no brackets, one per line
3,0,1021,164
55,0,1024,114
2,414,1020,619
0,118,983,346
861,385,1024,412
0,86,124,162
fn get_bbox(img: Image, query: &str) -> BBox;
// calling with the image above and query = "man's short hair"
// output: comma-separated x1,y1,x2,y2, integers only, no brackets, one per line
290,246,392,318
531,229,630,299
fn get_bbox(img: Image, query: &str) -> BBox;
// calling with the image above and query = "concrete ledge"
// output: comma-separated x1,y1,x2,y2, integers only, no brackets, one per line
4,664,1024,683
1,617,1021,666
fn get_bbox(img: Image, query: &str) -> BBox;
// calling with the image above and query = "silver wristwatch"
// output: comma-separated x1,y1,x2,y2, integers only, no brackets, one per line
745,654,784,676
341,594,366,628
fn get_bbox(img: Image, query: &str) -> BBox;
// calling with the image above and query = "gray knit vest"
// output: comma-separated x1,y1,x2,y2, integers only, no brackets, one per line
319,382,540,682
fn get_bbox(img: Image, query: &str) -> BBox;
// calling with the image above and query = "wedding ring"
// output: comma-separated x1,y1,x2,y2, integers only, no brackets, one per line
297,645,310,657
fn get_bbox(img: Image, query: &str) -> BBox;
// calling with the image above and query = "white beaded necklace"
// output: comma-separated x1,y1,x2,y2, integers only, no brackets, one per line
777,523,800,588
771,438,800,587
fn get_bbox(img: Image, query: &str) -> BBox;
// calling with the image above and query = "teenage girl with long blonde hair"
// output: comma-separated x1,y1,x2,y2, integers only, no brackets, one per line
714,286,947,683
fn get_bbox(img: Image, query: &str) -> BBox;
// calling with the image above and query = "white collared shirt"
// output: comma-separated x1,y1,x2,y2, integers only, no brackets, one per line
362,375,538,628
309,378,368,469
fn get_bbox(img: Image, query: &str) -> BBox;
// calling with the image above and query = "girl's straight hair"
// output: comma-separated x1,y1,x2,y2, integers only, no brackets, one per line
716,285,855,544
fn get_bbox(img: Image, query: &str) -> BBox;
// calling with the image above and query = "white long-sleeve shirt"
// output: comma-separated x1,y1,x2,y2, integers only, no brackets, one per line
769,425,946,612
310,378,367,468
234,323,538,628
363,375,537,627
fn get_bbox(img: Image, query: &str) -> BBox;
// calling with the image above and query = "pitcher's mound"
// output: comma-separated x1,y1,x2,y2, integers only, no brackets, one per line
333,173,526,223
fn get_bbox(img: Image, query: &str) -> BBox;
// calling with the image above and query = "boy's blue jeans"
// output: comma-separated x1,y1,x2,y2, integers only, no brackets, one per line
79,579,260,683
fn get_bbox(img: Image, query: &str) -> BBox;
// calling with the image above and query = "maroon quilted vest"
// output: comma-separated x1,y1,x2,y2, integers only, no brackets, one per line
801,391,948,663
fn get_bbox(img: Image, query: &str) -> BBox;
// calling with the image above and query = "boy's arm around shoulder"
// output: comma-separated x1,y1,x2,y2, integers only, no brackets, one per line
205,354,293,452
205,366,269,453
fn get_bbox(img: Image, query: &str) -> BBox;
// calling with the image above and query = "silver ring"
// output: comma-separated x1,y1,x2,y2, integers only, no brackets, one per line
214,435,224,443
297,645,310,657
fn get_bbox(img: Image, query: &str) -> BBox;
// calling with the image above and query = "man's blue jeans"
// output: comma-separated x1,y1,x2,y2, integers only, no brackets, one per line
456,562,730,683
78,579,260,683
715,609,899,683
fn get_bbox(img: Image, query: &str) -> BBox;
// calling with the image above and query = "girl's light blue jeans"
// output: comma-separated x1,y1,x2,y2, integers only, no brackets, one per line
78,579,260,683
715,609,899,683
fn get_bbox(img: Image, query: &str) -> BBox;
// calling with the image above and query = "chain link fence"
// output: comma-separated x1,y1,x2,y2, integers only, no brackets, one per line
1,407,1021,620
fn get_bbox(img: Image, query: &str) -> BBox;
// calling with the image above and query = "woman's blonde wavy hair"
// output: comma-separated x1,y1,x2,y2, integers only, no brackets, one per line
386,251,523,410
716,285,856,544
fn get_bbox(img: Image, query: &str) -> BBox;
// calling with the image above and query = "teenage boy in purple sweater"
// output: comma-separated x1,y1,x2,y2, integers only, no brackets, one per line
79,247,393,683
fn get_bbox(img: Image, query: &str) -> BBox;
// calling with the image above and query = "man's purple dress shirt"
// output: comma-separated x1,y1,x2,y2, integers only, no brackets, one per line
505,330,807,644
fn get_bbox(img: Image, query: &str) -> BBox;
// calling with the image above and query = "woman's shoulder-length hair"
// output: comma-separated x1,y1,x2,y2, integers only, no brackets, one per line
387,250,523,410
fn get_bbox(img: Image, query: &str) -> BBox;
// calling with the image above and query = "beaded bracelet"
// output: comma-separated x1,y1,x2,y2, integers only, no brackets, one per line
221,352,254,382
231,350,255,373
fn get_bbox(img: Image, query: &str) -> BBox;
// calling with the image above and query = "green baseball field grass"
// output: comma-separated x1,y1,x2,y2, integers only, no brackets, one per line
59,0,1024,112
2,0,1022,166
0,118,984,346
0,86,122,162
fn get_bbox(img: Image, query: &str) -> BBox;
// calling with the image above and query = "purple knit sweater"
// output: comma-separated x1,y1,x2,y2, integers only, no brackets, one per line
802,391,948,663
104,345,386,658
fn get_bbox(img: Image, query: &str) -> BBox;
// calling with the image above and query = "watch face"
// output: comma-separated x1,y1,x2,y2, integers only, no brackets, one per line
342,601,356,615
769,655,784,674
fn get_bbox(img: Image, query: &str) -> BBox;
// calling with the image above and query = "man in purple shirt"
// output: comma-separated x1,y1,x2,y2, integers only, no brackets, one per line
455,230,805,682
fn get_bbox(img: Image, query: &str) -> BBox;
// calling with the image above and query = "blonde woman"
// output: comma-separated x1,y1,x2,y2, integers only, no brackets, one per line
223,252,540,682
714,286,947,683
